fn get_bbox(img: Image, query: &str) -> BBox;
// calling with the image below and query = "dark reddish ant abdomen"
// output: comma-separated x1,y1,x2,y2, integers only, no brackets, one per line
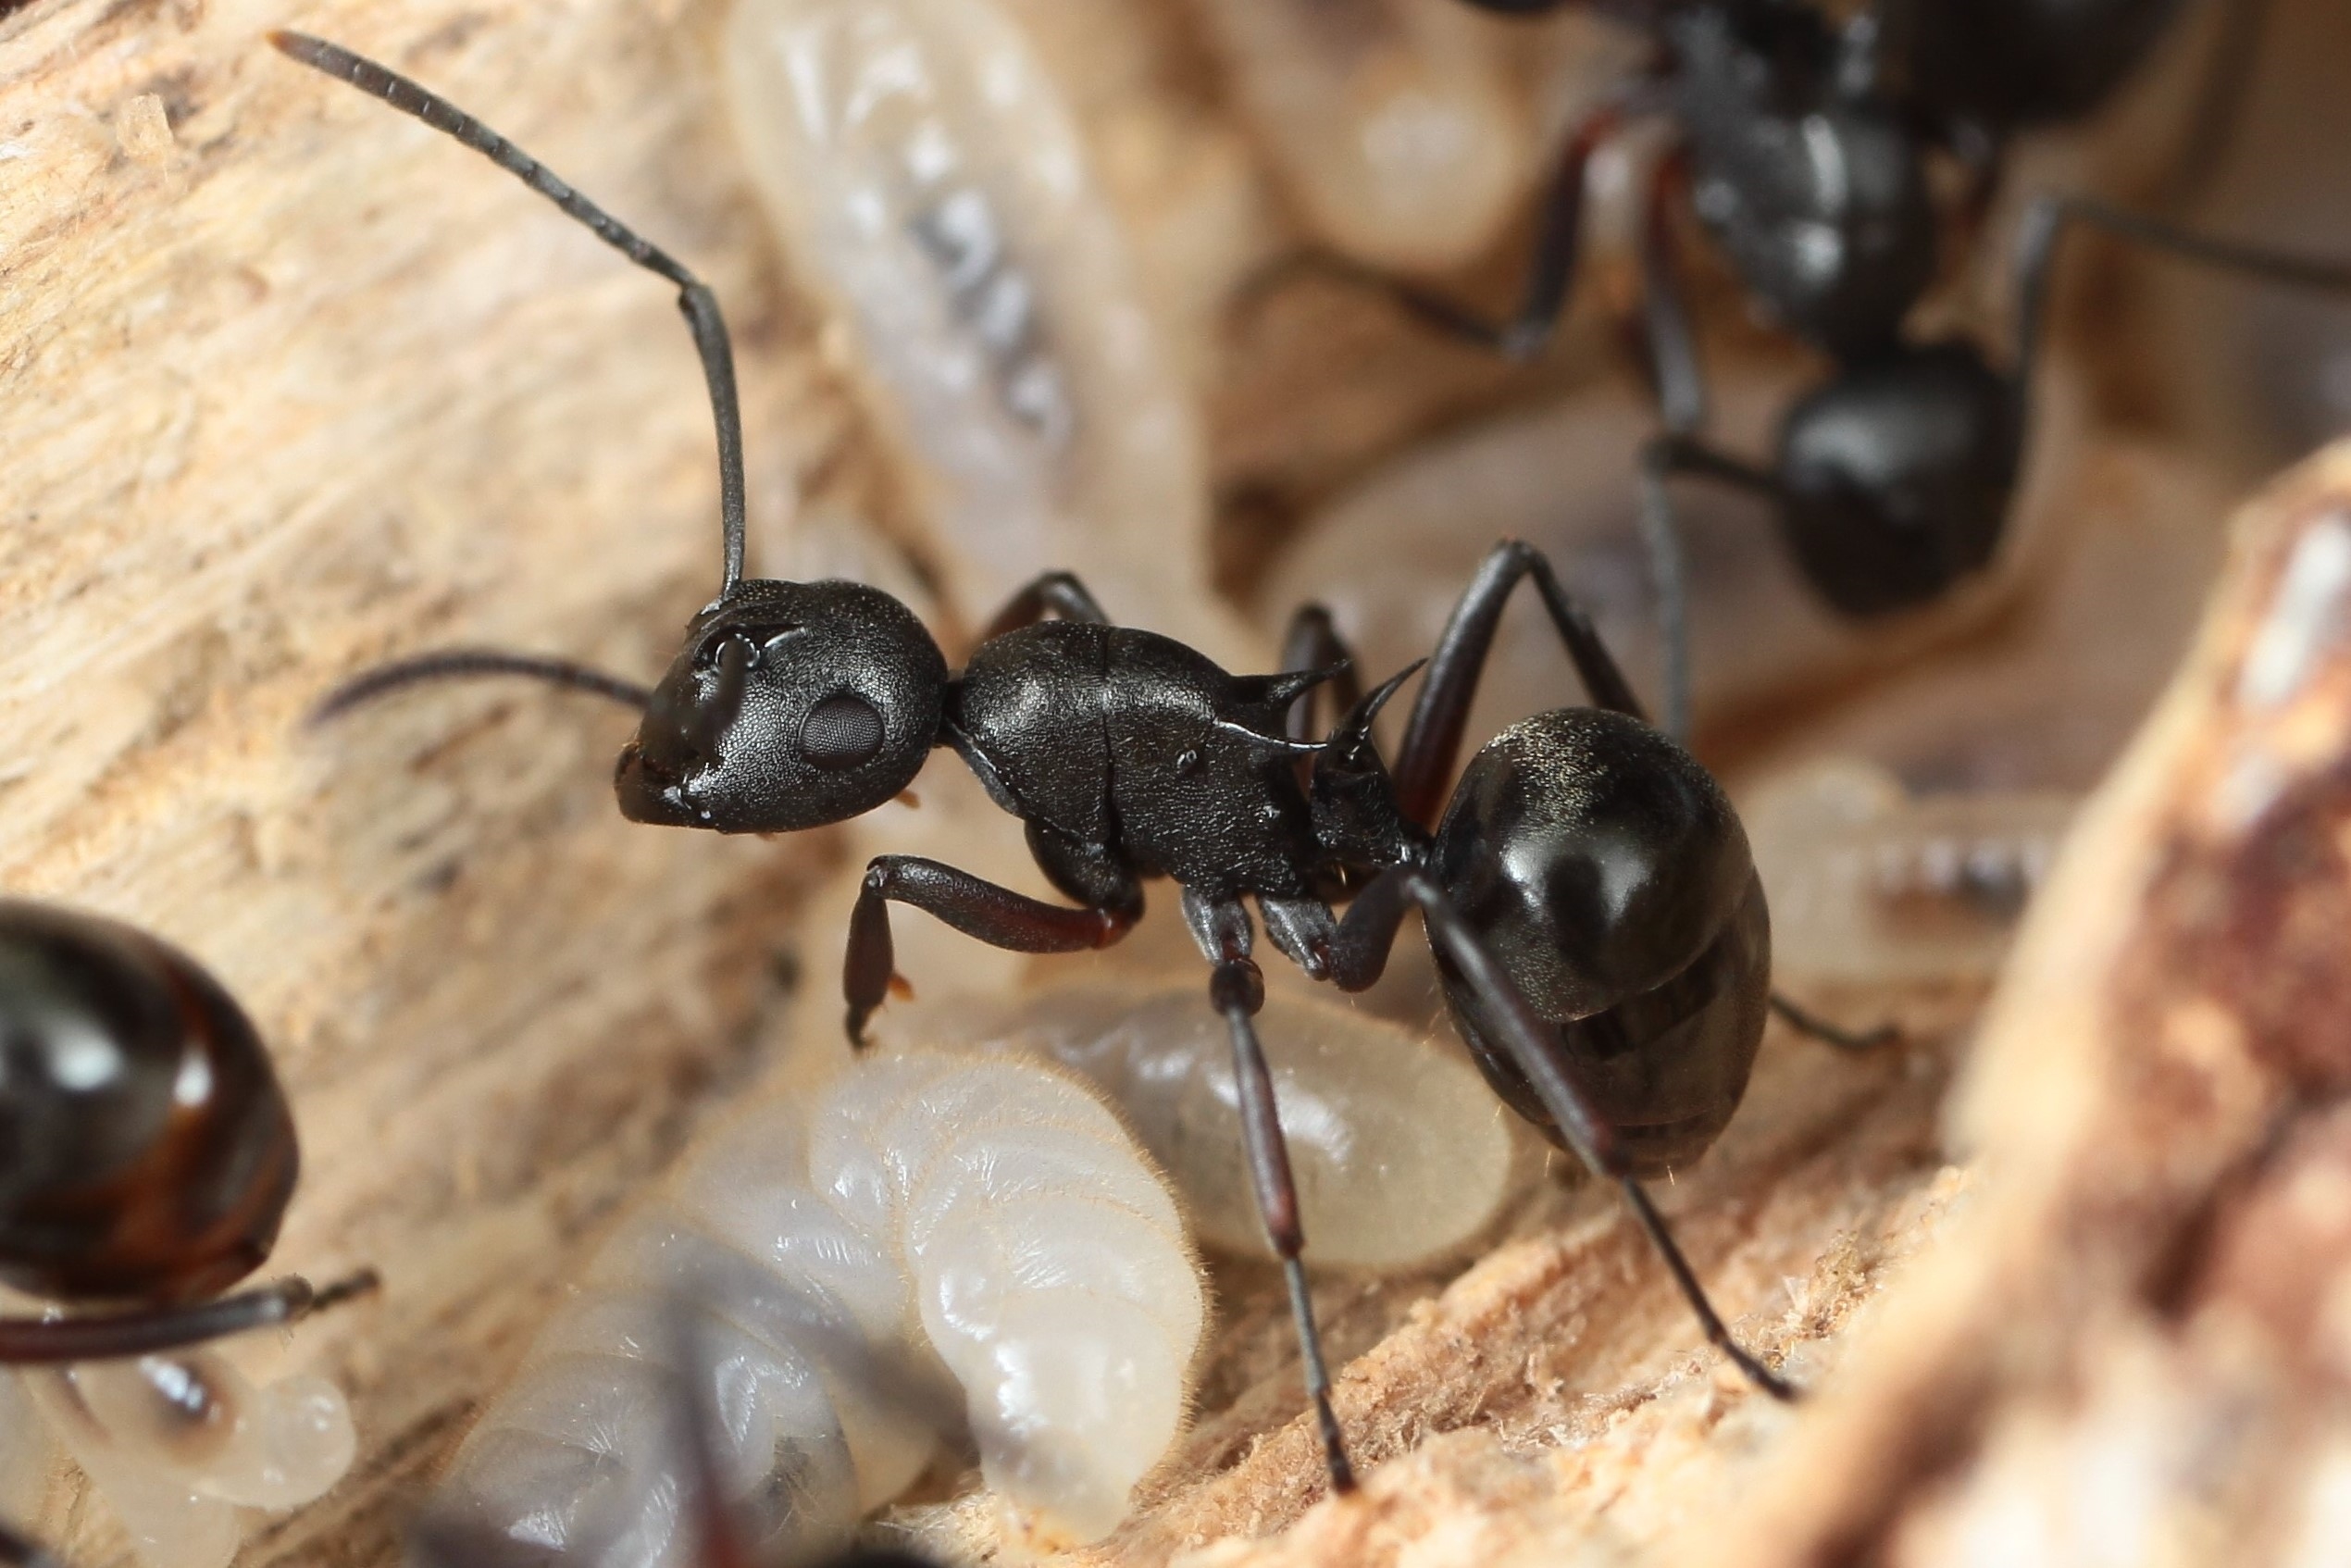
0,902,298,1305
1428,709,1772,1177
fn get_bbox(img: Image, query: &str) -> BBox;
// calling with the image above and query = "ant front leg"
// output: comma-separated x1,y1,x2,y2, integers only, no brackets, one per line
1331,868,1796,1400
1186,890,1357,1494
0,1271,380,1365
843,854,1139,1044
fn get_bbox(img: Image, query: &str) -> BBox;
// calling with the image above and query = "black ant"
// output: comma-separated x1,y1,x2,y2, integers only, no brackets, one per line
277,30,1893,1496
1286,0,2351,740
0,901,377,1561
0,1522,58,1568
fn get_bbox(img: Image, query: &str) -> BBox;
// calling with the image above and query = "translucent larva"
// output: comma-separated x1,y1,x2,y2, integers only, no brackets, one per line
3,1352,355,1568
868,981,1520,1271
1744,758,2076,988
434,1050,1202,1562
1188,0,1537,271
790,768,1523,1272
724,0,1216,641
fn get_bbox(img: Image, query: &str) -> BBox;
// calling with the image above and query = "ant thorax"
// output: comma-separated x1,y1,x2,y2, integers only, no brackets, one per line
434,1049,1202,1559
722,0,1213,633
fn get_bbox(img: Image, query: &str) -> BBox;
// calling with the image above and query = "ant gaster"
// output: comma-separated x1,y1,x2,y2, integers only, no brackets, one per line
0,901,373,1363
278,31,1889,1493
0,901,377,1563
1308,0,2349,740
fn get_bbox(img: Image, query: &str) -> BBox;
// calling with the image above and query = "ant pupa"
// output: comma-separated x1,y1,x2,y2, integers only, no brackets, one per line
721,0,1221,646
1745,760,2075,989
430,1048,1202,1561
0,902,375,1568
1187,0,1540,272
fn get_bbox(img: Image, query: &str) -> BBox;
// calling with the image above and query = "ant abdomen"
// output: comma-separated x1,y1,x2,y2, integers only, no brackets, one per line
1430,709,1771,1176
1775,342,2023,616
0,902,297,1306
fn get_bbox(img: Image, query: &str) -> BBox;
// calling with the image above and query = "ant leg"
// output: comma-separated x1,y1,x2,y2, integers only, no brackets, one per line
1390,540,1645,828
844,857,1138,1043
1277,605,1365,743
269,33,749,591
980,571,1112,638
2156,0,2277,210
309,650,653,724
0,1269,380,1365
1620,156,1725,747
1255,100,1630,363
2012,195,2351,432
0,1522,60,1568
1770,993,1900,1053
1332,867,1795,1400
1188,891,1356,1494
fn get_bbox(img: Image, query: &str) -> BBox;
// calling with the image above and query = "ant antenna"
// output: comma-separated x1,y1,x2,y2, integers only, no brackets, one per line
309,651,655,725
269,31,750,594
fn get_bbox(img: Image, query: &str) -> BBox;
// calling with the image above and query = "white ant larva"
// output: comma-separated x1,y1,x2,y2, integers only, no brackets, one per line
723,0,1218,643
1744,759,2077,988
432,1049,1203,1562
795,768,1524,1274
1,1349,355,1568
873,981,1522,1271
1188,0,1537,271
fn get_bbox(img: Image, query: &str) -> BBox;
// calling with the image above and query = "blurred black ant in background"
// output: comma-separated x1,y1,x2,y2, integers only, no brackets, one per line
0,901,376,1567
1294,0,2351,740
276,30,1888,1500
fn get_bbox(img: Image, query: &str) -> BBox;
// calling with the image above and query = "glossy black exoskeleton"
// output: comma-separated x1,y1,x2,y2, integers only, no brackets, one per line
0,901,372,1363
277,31,1894,1499
0,902,374,1565
1314,0,2345,739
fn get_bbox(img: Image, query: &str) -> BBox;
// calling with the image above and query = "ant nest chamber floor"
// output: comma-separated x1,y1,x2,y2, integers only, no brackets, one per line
8,1,2351,1567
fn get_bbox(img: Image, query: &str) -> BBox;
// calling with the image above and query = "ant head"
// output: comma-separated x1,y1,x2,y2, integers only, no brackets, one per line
616,580,948,834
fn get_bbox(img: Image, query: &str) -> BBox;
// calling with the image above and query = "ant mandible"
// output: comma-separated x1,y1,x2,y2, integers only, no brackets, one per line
0,902,376,1561
1295,0,2351,740
277,31,1885,1494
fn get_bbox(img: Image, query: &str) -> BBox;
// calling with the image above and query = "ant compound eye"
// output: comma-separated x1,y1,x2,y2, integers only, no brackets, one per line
801,693,886,772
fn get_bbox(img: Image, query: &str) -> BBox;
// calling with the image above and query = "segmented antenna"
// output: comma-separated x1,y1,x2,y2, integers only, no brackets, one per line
309,651,655,725
269,31,750,593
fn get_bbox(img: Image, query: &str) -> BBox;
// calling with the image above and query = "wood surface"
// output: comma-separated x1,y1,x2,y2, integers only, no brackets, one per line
5,0,2345,1566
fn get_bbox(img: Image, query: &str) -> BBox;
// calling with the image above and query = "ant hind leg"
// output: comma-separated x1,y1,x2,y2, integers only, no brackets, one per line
1332,866,1796,1401
0,1271,379,1365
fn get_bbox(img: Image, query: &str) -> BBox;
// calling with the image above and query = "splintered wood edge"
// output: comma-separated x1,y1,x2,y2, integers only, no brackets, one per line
1713,440,2351,1568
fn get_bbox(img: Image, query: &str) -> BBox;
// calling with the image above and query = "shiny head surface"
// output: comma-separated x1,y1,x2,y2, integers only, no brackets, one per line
616,580,950,833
